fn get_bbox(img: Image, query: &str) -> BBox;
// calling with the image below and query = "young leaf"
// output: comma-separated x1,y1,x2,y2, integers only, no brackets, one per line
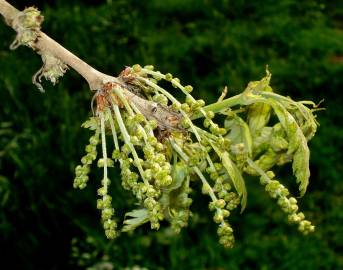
221,151,247,212
225,116,253,157
122,208,149,232
81,117,99,130
246,71,273,134
269,101,310,196
212,143,247,212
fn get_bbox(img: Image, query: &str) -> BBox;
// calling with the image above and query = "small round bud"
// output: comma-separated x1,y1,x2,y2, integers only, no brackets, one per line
197,99,205,107
112,149,121,160
181,103,190,113
206,111,215,119
172,78,180,88
215,199,226,209
132,64,142,72
266,171,275,179
165,73,173,81
105,229,117,239
97,187,106,196
148,120,158,130
184,85,193,93
97,199,104,209
289,197,297,204
213,211,224,223
85,144,96,153
203,118,211,128
144,65,154,70
202,183,212,194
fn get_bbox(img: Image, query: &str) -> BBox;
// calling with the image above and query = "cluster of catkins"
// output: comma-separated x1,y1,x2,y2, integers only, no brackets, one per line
74,64,317,248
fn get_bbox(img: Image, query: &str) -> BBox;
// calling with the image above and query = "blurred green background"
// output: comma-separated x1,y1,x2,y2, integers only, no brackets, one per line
0,0,342,269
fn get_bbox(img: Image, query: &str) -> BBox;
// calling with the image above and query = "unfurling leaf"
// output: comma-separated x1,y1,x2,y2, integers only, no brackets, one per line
252,127,273,156
246,71,273,134
212,143,247,212
168,162,188,192
81,117,99,130
270,102,310,196
225,116,253,157
122,209,149,232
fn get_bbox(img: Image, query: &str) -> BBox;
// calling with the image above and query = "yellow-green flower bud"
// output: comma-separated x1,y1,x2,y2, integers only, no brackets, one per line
213,211,224,223
206,111,215,119
184,85,193,93
172,78,180,88
132,64,142,72
144,65,154,70
215,199,226,209
165,73,173,81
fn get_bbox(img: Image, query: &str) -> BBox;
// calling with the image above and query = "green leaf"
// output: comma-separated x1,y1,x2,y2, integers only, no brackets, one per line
247,101,272,135
241,93,311,196
252,127,273,156
225,116,253,157
122,208,149,232
81,117,99,130
269,101,310,196
168,162,188,192
255,92,318,141
212,143,247,212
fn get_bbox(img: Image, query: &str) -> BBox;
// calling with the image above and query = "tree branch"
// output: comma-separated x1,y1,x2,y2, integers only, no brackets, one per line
0,0,117,90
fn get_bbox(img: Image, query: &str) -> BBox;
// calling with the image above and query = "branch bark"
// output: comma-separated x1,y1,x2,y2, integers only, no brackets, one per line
0,0,117,90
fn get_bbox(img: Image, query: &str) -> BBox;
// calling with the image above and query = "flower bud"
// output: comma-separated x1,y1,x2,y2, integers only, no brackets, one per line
165,73,173,81
144,65,154,70
215,199,226,209
213,211,224,223
184,85,193,93
132,64,142,72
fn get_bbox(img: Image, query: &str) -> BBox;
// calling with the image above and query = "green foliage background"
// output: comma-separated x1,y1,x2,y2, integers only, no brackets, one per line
0,0,342,269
